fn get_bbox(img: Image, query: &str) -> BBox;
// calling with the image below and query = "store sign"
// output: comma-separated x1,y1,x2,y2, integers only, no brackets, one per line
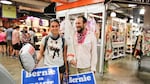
68,72,96,84
2,4,16,18
21,67,60,84
39,19,49,27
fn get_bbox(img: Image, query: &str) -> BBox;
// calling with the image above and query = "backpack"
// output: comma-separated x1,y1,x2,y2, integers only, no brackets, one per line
43,35,65,52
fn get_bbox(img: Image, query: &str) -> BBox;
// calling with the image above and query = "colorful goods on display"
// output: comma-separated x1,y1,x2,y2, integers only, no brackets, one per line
143,28,150,56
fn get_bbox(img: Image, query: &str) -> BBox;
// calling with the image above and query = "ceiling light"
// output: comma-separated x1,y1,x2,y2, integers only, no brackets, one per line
128,4,137,7
130,19,133,23
110,11,116,17
137,18,140,23
0,0,12,5
140,8,145,15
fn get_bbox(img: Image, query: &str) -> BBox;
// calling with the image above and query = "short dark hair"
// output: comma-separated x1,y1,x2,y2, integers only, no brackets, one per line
43,29,46,32
29,27,32,30
14,26,19,29
50,18,60,26
77,16,87,23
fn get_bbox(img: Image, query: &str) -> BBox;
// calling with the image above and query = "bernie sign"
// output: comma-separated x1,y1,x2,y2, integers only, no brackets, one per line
21,66,60,84
68,72,96,84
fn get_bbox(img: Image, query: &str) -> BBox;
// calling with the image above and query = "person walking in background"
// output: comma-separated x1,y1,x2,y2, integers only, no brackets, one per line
36,19,68,83
133,35,143,59
21,27,30,44
6,25,13,56
28,27,35,46
67,16,98,74
0,27,7,56
42,28,48,37
12,26,21,58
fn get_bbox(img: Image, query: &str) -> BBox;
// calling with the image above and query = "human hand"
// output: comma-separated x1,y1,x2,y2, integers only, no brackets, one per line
34,64,38,68
65,70,69,78
70,59,77,66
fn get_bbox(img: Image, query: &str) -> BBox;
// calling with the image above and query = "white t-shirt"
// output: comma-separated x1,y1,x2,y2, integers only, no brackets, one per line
67,31,98,71
41,36,64,67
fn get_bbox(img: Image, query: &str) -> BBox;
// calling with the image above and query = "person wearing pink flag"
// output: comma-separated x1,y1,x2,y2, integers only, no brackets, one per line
67,16,98,74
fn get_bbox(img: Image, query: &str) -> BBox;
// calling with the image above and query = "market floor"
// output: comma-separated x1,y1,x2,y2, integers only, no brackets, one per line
0,54,150,84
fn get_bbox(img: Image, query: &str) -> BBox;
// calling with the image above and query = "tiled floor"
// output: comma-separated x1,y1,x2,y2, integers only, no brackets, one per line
0,54,150,84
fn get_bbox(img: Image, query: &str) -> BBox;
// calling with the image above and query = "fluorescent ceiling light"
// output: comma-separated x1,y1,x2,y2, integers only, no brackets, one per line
110,12,116,17
140,8,145,15
0,0,12,4
88,14,102,19
128,4,137,7
130,19,133,23
137,18,140,23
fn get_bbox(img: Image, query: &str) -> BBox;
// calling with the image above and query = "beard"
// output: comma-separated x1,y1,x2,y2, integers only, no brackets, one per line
77,27,84,33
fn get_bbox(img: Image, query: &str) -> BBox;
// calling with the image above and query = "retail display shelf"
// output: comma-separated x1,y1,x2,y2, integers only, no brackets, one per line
112,54,125,59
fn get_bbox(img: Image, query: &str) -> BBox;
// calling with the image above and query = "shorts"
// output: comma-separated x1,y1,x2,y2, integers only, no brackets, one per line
135,49,143,56
12,43,22,50
7,40,12,46
0,41,6,45
59,65,66,73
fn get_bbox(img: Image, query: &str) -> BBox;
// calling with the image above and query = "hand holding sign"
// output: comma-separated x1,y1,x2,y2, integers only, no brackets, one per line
22,66,60,84
68,72,96,84
22,67,96,84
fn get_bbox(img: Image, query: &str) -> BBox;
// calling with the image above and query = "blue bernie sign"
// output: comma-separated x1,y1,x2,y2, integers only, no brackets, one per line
68,72,96,84
21,66,60,84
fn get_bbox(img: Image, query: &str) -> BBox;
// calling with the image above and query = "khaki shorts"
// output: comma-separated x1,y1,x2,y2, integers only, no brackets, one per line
7,40,12,46
69,65,90,75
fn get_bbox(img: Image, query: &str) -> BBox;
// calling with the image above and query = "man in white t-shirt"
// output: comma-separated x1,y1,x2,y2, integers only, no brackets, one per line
67,16,98,74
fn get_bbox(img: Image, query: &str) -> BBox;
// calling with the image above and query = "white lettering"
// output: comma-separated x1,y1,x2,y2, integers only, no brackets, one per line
25,68,56,78
83,75,87,81
78,77,84,82
32,72,37,77
48,69,55,75
38,77,44,81
37,71,42,76
26,72,32,78
74,77,78,82
42,71,48,76
69,75,92,83
87,76,91,81
34,81,54,84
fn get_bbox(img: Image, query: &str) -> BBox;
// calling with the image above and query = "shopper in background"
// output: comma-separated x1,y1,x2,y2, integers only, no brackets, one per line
36,19,68,83
133,35,143,59
21,27,30,44
6,24,13,56
0,27,6,56
12,26,21,58
28,27,35,46
67,16,98,74
42,28,48,37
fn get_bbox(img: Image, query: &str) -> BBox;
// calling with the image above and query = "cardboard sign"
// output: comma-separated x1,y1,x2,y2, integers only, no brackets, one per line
68,72,96,84
21,66,60,84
